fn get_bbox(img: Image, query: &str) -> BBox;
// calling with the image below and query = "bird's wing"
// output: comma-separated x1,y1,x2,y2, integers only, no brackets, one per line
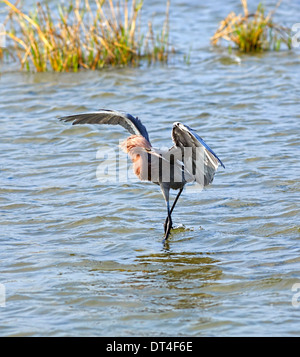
171,122,225,186
59,109,150,143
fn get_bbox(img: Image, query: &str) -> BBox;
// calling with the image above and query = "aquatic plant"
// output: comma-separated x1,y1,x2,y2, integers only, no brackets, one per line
1,0,170,72
211,0,292,52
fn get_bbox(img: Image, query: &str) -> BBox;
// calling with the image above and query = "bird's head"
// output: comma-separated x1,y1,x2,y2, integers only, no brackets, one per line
173,122,181,128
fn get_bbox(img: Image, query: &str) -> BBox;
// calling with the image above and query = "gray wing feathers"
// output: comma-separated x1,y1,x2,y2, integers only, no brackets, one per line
59,109,150,142
171,123,224,186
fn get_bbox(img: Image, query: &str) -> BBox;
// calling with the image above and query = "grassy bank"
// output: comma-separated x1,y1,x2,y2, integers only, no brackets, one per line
1,0,170,72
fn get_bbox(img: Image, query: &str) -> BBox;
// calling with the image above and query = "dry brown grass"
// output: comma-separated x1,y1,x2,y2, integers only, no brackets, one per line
211,0,291,52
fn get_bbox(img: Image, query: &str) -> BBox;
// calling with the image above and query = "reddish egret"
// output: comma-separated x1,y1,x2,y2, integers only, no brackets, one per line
60,109,225,241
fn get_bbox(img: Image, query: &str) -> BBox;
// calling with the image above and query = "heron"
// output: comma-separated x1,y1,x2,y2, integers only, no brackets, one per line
59,109,225,242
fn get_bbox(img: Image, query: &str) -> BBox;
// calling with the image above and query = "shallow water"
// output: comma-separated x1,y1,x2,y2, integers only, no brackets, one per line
0,0,300,336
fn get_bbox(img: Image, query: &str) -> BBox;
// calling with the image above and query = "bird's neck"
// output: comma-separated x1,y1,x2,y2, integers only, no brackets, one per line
120,135,152,181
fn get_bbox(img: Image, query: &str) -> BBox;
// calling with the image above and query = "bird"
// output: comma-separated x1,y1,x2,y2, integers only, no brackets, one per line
59,109,225,242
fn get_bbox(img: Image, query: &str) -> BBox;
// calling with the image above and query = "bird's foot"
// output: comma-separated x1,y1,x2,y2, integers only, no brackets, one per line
163,229,170,239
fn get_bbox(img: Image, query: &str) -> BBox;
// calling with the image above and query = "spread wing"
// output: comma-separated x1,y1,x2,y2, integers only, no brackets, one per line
171,122,225,186
59,109,150,143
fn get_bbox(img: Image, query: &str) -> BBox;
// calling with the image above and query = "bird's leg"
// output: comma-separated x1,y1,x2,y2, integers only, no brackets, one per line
163,187,183,233
164,200,173,241
160,184,172,241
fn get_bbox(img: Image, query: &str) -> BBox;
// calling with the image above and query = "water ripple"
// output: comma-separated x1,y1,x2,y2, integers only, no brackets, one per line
1,0,300,337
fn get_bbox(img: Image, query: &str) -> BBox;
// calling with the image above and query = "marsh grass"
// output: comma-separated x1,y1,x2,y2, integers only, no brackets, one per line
211,0,291,53
1,0,170,72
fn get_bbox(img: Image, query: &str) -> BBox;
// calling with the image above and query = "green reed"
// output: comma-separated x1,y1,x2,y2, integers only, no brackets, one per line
211,0,291,53
1,0,170,72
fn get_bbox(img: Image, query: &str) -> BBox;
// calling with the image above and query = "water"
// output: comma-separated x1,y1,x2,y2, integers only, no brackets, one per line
0,0,300,336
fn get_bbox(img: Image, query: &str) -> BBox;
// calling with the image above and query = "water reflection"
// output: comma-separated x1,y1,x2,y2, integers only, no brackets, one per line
83,251,223,311
137,251,222,309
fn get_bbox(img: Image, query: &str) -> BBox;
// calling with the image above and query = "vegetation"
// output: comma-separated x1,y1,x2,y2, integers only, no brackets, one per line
211,0,292,52
1,0,170,72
